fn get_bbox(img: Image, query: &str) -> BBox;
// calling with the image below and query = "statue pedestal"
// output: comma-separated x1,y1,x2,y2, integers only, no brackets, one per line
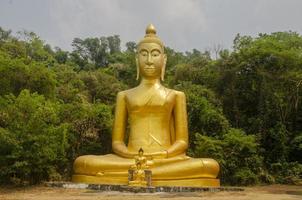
72,175,220,187
46,181,242,193
128,169,152,187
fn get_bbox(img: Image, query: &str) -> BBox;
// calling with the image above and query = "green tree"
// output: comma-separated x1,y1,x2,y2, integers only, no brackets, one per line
0,51,56,98
175,82,229,139
125,41,136,53
107,35,121,54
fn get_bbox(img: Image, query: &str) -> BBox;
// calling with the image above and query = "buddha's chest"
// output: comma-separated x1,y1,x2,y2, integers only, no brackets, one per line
125,89,175,113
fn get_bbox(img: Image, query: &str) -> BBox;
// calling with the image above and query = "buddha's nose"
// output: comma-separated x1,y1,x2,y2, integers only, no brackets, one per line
146,54,153,65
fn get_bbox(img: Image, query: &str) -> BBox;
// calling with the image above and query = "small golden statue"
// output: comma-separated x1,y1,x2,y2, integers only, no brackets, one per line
128,148,151,187
132,148,149,170
72,24,220,187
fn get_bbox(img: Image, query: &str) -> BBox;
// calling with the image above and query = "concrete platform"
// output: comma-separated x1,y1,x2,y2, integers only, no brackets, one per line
45,182,244,193
72,174,220,187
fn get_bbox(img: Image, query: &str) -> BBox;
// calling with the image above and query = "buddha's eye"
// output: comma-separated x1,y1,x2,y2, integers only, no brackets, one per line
152,52,159,57
151,51,160,57
140,51,148,56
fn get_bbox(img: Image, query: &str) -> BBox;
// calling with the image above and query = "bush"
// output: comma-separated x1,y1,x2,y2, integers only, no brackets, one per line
0,90,68,184
270,162,302,184
191,133,224,163
233,168,258,186
192,128,262,185
221,129,262,185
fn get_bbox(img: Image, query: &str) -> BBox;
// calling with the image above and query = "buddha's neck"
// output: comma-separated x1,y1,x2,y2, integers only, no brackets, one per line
139,78,161,87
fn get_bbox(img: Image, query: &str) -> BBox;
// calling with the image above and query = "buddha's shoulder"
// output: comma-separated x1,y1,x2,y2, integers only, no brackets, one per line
160,88,185,98
116,87,139,98
166,88,186,98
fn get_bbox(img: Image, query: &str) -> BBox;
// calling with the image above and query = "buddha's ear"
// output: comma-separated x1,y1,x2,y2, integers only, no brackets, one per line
135,55,139,80
161,54,167,81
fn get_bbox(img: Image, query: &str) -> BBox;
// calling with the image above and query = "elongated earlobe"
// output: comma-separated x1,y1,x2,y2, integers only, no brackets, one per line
161,66,165,81
136,57,139,80
161,55,167,81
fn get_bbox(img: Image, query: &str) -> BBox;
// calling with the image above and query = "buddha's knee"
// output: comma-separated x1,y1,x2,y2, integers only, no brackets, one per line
200,158,220,178
73,155,97,175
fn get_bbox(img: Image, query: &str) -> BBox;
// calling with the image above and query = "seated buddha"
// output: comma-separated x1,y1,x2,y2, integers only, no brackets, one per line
72,24,220,187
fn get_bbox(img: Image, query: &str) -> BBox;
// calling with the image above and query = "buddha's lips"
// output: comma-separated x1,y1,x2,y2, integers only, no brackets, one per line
144,67,155,70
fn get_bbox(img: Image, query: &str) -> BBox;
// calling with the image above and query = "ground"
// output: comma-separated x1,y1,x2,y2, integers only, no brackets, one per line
0,185,301,200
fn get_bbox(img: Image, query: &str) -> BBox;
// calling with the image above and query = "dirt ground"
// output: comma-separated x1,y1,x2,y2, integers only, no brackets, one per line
0,184,301,200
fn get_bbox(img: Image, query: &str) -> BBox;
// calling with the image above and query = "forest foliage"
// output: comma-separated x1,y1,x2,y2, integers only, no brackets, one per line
0,27,301,185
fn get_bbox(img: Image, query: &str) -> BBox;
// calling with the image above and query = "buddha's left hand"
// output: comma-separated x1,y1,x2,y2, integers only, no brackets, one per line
144,151,167,159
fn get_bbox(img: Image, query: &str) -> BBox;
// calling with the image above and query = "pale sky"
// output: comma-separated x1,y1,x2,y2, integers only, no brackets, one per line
1,0,302,52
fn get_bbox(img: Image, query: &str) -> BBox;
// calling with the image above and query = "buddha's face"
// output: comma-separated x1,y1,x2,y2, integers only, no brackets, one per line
136,43,166,79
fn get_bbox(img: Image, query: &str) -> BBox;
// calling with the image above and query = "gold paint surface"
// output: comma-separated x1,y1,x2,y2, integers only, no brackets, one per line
73,24,220,187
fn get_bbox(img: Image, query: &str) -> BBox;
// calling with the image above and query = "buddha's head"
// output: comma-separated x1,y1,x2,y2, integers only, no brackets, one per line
136,24,167,81
138,147,144,156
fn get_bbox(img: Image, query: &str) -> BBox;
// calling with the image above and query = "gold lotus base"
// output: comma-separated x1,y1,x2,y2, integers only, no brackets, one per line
72,175,220,187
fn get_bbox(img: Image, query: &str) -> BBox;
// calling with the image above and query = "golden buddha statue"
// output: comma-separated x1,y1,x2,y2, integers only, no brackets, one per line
72,24,220,187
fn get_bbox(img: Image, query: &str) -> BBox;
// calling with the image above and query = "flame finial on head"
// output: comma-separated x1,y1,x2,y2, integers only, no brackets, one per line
138,24,164,49
145,24,156,36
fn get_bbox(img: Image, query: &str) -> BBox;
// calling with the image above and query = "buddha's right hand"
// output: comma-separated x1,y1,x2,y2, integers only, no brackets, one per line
112,142,137,158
